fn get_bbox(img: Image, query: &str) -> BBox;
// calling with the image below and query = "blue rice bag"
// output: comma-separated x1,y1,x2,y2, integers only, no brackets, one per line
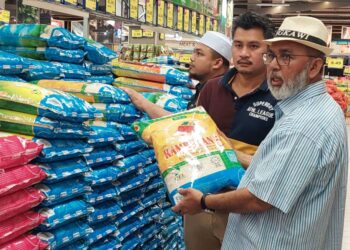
119,234,141,250
36,178,92,206
156,207,177,225
142,176,164,193
84,61,112,75
115,203,144,226
84,184,118,205
87,201,123,225
142,237,161,250
0,46,46,60
52,62,90,79
157,200,172,209
45,47,85,64
161,219,182,241
114,173,150,194
92,103,142,123
90,236,121,250
140,189,167,209
138,163,160,178
0,51,31,75
87,121,138,141
86,75,114,85
83,165,122,186
155,94,188,112
38,200,94,230
19,60,61,80
87,125,124,147
139,206,162,224
169,85,194,100
115,217,147,242
0,74,26,82
114,140,147,157
140,149,156,164
139,223,161,245
87,221,116,245
84,39,117,64
39,158,90,184
47,27,86,50
115,153,147,178
37,221,93,250
164,67,191,86
63,239,89,250
33,139,93,163
163,235,181,250
0,24,48,47
116,189,145,207
83,146,122,168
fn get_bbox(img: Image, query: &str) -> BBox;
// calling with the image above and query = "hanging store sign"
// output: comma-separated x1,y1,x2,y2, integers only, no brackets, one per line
106,0,116,14
158,0,165,26
130,0,138,19
143,30,154,37
327,57,344,69
199,14,204,35
146,0,153,23
206,16,211,32
65,0,77,5
191,11,197,34
132,29,143,37
344,66,350,75
167,2,174,28
85,0,97,10
0,10,10,23
177,6,183,31
184,8,189,33
160,33,165,40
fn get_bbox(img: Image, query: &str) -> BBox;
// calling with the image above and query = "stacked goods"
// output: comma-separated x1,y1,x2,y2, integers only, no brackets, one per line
0,135,48,249
326,78,349,114
141,55,179,65
142,92,189,113
119,44,174,62
0,24,116,84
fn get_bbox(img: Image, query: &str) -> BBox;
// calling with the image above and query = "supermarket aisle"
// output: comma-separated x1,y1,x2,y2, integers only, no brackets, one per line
342,121,350,250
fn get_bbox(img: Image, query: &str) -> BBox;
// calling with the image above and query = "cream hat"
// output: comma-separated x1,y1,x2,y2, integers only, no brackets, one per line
265,16,333,55
197,31,232,62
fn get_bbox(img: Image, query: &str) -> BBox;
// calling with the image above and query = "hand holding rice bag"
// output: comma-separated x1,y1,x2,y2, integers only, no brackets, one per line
132,107,245,205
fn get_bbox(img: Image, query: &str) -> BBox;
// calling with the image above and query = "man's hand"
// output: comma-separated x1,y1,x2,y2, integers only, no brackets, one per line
172,188,203,216
119,87,149,112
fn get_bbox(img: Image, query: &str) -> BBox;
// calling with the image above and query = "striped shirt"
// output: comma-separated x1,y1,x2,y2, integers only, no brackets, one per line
222,81,348,250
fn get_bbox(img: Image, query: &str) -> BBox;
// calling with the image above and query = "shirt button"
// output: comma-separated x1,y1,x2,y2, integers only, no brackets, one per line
234,96,238,100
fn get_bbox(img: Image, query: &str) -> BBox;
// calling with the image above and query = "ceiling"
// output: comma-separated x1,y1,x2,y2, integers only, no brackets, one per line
233,0,350,39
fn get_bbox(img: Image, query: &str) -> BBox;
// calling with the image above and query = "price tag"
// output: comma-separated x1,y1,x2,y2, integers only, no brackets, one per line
184,9,190,33
167,3,174,28
143,30,154,37
159,33,165,40
191,11,197,33
327,57,344,69
158,0,164,26
213,19,218,31
179,54,191,63
132,29,142,37
177,6,183,31
344,66,350,75
85,0,96,10
199,14,204,35
206,16,211,32
130,0,138,19
146,0,153,23
65,0,77,4
106,0,116,14
0,10,10,23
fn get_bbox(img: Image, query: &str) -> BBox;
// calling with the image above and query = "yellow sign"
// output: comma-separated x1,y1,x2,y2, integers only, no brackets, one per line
0,10,10,23
213,19,218,31
167,2,174,28
130,0,138,19
146,0,153,23
157,0,164,26
131,29,142,38
179,54,191,63
159,33,165,40
199,14,204,35
206,16,211,32
65,0,77,4
85,0,96,10
327,57,344,69
106,0,116,14
344,66,350,75
191,11,197,33
177,6,183,31
143,30,154,37
183,9,189,33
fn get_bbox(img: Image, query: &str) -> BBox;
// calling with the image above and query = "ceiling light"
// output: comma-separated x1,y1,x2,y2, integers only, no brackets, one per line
256,3,290,7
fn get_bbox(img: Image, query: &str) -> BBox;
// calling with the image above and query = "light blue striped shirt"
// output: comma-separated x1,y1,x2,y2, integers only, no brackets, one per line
222,81,348,250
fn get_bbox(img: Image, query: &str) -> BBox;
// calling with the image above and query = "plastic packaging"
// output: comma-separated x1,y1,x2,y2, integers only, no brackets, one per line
83,146,122,168
52,62,90,79
0,234,48,250
114,140,147,157
83,184,117,205
86,75,114,85
83,165,121,186
0,51,31,75
0,24,48,47
117,189,145,207
114,174,150,195
0,46,46,60
47,27,85,50
84,62,112,75
84,39,117,64
0,74,26,82
115,218,146,242
19,60,61,81
89,236,121,250
87,126,123,147
115,153,147,178
87,221,116,245
92,103,141,123
45,47,85,64
114,203,144,226
87,201,123,225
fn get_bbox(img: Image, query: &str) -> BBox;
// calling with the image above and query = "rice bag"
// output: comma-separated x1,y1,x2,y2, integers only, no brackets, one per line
141,55,179,65
132,107,245,205
0,164,47,198
87,120,138,141
0,81,102,122
0,110,95,139
36,178,92,206
115,218,146,242
63,239,89,250
119,234,141,250
37,221,93,250
113,77,173,94
86,75,114,85
87,201,123,225
87,125,124,147
156,207,177,225
83,165,121,186
84,39,117,64
0,51,31,75
39,158,90,184
114,154,147,178
0,234,48,250
154,93,188,112
87,222,116,245
46,27,86,50
92,103,142,123
114,140,147,157
114,173,150,194
52,62,90,79
0,74,26,82
0,135,43,169
34,139,93,162
89,236,121,250
111,61,191,86
0,188,45,223
139,223,161,245
83,184,117,205
0,211,46,245
0,46,46,60
115,203,144,226
139,205,162,224
142,176,164,193
142,237,161,250
140,189,167,208
83,146,122,168
0,24,48,47
169,85,195,100
45,47,85,64
38,200,94,230
19,60,61,81
84,61,112,75
139,163,160,178
117,189,145,207
33,80,130,104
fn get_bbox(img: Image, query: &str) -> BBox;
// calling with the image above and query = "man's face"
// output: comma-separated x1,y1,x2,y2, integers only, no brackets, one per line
267,41,313,100
189,43,216,82
232,27,268,76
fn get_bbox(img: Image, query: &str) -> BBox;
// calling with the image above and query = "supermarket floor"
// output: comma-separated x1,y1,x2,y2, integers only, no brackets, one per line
342,120,350,250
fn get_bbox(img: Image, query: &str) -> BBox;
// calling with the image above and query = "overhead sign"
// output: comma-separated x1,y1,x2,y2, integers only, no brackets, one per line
106,0,116,14
143,30,154,37
85,0,97,10
131,29,143,37
344,65,350,75
177,6,183,31
213,19,218,31
184,8,190,33
0,10,10,23
206,16,211,32
130,0,138,19
167,2,174,28
199,14,204,35
146,0,153,23
191,11,197,34
159,33,165,40
157,0,165,26
64,0,77,4
327,57,344,69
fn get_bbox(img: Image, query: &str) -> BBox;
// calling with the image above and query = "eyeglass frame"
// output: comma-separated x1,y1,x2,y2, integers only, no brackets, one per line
262,52,319,66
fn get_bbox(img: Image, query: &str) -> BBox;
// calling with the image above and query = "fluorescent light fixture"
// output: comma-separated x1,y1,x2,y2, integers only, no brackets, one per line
256,3,290,7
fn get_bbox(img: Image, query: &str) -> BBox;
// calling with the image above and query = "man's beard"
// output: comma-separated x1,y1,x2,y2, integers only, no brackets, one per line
267,66,309,100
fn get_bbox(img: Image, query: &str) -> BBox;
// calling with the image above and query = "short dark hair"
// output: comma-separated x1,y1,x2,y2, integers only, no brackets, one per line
211,50,230,68
232,11,275,39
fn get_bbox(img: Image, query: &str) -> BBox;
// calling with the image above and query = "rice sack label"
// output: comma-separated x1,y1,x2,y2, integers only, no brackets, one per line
132,107,245,205
0,81,101,122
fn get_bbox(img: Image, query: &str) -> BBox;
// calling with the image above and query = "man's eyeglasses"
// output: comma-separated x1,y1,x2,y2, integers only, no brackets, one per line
262,52,318,66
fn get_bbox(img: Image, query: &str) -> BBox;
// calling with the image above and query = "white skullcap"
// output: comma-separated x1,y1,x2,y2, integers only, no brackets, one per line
197,31,232,62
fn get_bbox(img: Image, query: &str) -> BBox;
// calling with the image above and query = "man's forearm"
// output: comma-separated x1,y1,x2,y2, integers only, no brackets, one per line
235,151,253,169
143,101,172,119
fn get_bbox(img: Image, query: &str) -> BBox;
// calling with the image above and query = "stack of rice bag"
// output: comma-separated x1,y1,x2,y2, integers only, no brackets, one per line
0,24,116,84
120,44,174,62
0,135,48,249
112,60,194,112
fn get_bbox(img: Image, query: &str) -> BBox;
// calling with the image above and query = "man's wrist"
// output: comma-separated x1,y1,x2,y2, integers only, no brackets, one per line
200,193,215,212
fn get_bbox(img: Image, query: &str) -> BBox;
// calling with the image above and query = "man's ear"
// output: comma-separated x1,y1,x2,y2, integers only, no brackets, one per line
308,58,324,79
212,58,223,70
